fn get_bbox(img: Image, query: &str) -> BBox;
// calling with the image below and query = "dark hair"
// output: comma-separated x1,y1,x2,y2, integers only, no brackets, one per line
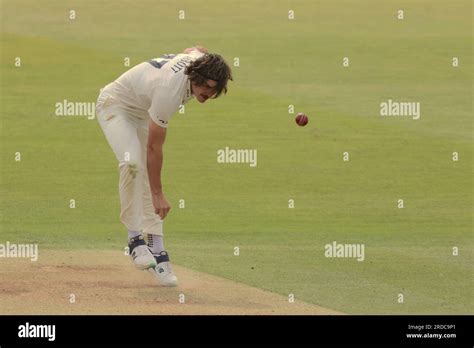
185,54,233,98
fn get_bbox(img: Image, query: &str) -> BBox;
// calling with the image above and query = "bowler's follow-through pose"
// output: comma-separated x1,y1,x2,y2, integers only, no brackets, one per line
96,47,232,286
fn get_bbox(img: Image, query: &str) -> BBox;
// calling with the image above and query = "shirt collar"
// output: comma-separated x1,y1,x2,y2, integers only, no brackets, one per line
182,78,193,104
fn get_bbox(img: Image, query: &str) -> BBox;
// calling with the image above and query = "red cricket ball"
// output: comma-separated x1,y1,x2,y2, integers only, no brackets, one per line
295,113,309,126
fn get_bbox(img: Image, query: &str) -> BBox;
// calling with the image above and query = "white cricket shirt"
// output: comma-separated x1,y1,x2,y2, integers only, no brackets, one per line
101,50,204,128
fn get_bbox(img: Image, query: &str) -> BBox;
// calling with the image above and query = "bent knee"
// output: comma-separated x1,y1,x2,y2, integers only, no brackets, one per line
119,162,141,179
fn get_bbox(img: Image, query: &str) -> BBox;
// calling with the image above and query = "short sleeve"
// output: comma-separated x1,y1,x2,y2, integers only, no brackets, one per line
148,87,181,128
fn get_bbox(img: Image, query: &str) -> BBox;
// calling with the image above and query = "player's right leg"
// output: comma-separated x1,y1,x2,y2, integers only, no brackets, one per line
137,121,178,286
128,234,157,270
96,97,156,270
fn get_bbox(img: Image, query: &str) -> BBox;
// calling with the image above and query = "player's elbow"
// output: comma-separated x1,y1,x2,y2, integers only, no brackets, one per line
147,119,167,154
147,140,163,154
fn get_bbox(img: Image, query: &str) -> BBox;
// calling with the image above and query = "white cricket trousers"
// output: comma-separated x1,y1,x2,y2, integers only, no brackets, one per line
96,91,163,236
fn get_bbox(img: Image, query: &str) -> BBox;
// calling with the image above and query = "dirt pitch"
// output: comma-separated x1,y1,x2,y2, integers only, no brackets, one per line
0,250,342,315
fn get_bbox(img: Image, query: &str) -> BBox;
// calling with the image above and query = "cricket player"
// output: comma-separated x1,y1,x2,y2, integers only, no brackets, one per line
96,47,232,286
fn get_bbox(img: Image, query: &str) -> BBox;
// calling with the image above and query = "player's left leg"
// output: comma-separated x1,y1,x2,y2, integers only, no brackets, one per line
138,121,178,287
96,101,156,270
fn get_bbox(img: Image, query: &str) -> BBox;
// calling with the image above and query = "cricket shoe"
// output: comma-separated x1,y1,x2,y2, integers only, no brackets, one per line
128,235,157,270
148,251,178,287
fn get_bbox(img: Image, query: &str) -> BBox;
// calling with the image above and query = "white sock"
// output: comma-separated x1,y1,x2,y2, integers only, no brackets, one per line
147,234,165,254
128,230,142,240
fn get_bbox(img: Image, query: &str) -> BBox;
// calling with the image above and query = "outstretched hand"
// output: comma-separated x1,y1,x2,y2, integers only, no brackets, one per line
152,192,171,219
183,46,208,54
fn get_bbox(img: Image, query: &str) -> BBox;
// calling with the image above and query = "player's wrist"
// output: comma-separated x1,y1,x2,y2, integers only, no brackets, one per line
153,190,164,196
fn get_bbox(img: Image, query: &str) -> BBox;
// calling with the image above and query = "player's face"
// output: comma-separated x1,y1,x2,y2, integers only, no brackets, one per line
192,79,218,103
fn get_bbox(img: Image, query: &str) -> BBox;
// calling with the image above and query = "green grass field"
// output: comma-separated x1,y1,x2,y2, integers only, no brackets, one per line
1,0,472,314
